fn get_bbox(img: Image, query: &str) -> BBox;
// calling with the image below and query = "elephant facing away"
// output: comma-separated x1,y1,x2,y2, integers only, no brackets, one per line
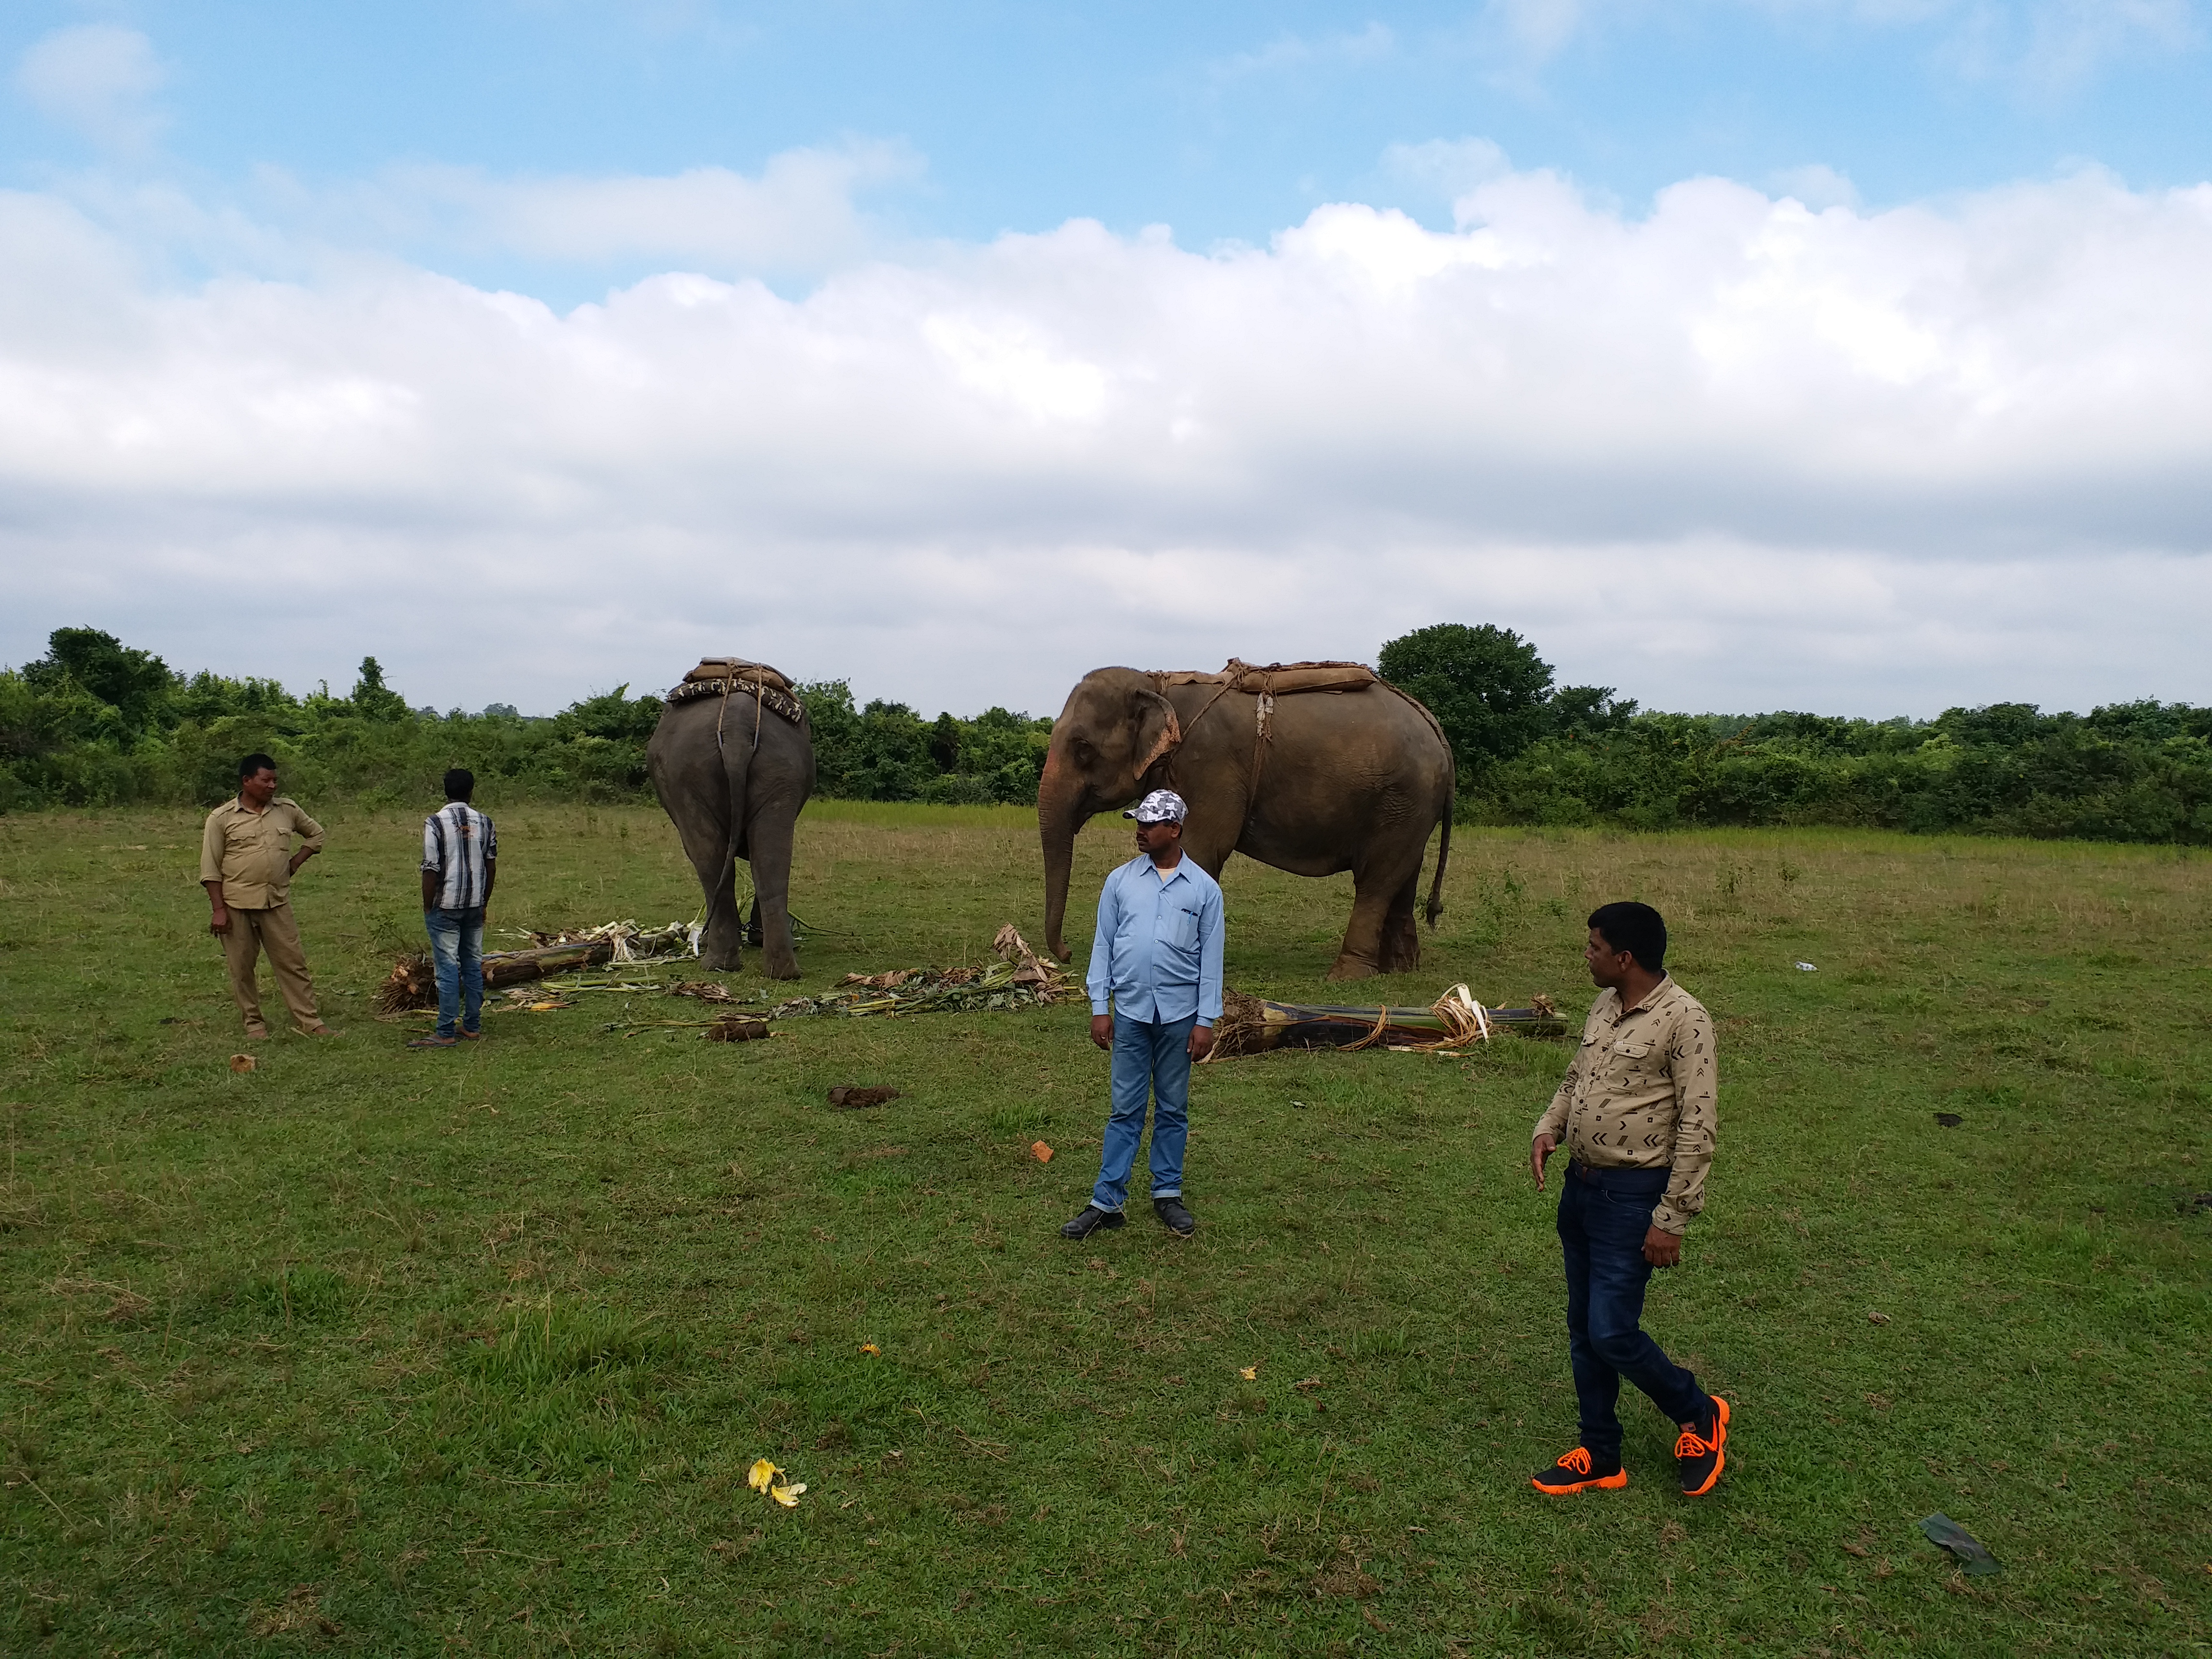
1039,663,1455,981
647,662,816,978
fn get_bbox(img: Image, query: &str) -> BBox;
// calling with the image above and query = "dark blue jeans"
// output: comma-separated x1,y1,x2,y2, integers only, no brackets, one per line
424,906,485,1038
1557,1164,1706,1464
1092,1015,1195,1212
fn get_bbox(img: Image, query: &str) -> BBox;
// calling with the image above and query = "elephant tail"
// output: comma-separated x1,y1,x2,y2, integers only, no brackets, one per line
1424,810,1452,930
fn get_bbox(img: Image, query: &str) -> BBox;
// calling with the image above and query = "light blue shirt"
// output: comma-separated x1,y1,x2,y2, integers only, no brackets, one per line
1085,854,1225,1027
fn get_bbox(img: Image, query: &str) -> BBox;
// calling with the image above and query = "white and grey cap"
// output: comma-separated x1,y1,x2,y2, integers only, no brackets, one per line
1123,789,1189,824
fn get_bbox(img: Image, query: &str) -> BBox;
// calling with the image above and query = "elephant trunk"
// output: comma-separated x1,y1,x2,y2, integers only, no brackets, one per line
1038,748,1090,962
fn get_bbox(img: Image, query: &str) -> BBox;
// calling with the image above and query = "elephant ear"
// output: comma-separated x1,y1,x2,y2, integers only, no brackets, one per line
1130,690,1183,783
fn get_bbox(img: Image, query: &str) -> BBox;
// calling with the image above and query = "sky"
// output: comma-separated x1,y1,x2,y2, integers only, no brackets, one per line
3,1,2211,719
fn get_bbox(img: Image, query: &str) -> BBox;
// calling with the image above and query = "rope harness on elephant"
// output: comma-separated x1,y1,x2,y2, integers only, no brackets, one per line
665,659,806,755
1145,660,1379,810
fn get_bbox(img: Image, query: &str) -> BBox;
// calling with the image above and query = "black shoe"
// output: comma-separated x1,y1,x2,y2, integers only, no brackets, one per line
1530,1445,1626,1494
1675,1395,1730,1496
1060,1205,1126,1240
1153,1197,1196,1237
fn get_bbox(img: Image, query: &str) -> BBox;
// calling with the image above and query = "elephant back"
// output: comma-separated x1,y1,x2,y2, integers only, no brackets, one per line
665,658,806,726
1150,658,1380,697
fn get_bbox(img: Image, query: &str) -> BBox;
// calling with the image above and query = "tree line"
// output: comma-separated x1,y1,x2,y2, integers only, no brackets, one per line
5,625,2209,845
0,629,1050,815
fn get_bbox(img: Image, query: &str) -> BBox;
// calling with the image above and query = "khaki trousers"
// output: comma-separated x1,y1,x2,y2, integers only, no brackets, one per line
221,903,321,1034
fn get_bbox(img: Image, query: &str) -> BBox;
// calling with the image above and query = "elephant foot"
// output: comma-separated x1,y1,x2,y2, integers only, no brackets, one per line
1325,956,1381,982
763,960,803,981
700,949,743,973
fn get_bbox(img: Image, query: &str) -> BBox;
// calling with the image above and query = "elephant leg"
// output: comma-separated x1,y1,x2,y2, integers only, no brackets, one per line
689,759,752,971
745,895,763,948
745,805,803,980
1328,840,1428,981
1379,872,1422,974
690,836,745,972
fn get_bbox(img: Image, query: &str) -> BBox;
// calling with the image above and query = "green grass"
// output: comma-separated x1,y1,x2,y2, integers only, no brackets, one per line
2,801,2209,1656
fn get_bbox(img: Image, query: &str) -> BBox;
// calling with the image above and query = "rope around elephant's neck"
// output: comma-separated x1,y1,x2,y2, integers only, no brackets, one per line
1152,673,1277,807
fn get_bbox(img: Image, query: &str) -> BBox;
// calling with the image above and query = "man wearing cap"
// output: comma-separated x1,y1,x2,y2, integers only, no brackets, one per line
1061,789,1225,1240
198,752,332,1039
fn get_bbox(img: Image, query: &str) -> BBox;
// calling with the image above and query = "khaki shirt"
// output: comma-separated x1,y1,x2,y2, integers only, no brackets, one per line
199,796,326,910
1534,976,1717,1235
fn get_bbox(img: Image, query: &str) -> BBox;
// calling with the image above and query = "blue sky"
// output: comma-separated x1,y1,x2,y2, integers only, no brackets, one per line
3,3,2211,718
7,2,2207,294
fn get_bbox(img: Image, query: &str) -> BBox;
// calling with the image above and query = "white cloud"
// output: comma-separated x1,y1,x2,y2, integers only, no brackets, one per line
1484,0,1588,63
1767,163,1861,210
14,24,169,154
1213,22,1396,82
1948,0,2200,94
4,164,2212,720
1462,1,2203,93
236,142,923,279
1383,137,1515,202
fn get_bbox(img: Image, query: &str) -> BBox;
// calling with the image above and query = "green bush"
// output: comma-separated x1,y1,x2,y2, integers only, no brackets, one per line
0,630,1056,814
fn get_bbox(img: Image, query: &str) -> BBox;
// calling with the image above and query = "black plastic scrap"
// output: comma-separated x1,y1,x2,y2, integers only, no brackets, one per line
1917,1513,2001,1575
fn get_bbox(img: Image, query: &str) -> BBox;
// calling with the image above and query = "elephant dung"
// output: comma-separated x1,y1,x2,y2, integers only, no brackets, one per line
704,1015,772,1043
827,1085,902,1108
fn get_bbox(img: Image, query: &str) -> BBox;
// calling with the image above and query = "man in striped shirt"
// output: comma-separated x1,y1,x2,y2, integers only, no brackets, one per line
410,768,499,1049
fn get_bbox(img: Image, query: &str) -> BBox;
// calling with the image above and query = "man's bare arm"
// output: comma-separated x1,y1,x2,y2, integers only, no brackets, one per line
203,879,229,935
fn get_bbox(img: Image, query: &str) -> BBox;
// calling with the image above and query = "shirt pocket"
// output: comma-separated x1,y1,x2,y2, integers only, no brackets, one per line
1608,1034,1663,1084
1161,900,1203,956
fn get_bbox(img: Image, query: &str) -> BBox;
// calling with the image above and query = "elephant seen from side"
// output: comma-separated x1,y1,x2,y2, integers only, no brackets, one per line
1039,661,1455,981
647,660,815,978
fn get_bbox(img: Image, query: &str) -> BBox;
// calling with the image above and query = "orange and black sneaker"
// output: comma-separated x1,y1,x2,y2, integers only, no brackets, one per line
1674,1395,1731,1496
1531,1445,1626,1494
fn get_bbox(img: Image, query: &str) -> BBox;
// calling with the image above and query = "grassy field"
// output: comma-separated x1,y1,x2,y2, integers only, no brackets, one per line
2,800,2208,1657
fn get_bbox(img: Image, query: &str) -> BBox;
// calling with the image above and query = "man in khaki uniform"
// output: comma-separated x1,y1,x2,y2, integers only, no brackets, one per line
199,752,331,1038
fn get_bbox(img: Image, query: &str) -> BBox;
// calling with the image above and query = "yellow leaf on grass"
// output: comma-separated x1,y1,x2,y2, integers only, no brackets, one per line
770,1482,807,1507
1239,1366,1257,1382
860,1342,881,1356
746,1457,782,1493
1031,1141,1053,1162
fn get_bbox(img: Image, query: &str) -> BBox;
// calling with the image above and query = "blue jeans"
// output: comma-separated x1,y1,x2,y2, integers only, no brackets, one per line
424,907,485,1038
1557,1164,1706,1463
1092,1015,1195,1212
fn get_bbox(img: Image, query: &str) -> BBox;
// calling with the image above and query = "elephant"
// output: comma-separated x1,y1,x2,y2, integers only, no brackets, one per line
646,662,816,978
1039,663,1455,981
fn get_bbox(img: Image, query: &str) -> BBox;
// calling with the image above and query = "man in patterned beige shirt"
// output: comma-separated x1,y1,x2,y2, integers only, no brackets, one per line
1528,901,1728,1498
199,752,331,1040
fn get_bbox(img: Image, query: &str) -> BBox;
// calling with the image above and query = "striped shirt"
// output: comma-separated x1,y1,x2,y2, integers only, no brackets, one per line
421,802,498,910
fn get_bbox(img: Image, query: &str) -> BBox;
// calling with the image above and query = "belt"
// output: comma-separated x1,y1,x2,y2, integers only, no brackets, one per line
1568,1160,1669,1192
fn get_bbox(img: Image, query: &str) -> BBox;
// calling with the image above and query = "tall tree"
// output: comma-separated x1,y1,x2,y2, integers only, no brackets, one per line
24,627,176,734
1378,623,1556,785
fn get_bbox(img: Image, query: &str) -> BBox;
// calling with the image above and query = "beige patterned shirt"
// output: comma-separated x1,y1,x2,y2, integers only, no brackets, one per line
1533,976,1717,1235
199,796,326,910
